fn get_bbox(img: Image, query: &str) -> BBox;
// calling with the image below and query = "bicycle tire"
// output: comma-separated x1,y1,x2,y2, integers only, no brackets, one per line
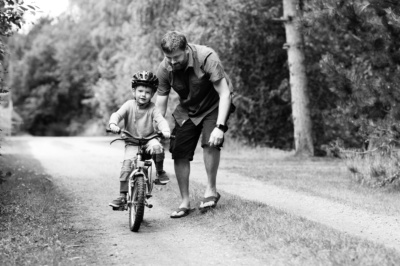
129,175,145,232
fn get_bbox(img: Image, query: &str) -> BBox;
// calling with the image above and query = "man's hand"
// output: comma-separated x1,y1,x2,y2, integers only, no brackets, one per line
208,127,224,147
162,130,171,139
110,124,120,133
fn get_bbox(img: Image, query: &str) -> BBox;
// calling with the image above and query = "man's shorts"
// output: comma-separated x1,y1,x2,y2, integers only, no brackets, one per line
170,107,223,161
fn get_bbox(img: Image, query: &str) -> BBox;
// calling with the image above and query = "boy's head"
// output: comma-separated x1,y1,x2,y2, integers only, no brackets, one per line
131,71,158,105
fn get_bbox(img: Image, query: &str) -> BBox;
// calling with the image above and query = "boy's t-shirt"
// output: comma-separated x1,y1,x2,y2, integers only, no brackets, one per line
109,100,170,138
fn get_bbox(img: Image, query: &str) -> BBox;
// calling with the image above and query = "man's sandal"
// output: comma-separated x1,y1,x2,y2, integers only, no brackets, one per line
170,207,194,219
199,192,221,213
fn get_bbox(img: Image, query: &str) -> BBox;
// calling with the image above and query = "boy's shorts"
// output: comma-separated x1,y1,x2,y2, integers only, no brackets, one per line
169,107,223,161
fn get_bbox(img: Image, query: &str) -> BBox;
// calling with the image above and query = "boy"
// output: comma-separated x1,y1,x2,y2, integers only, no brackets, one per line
108,71,171,208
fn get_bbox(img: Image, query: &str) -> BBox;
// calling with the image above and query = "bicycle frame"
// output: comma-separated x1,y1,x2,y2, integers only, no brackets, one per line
107,128,168,232
127,143,154,209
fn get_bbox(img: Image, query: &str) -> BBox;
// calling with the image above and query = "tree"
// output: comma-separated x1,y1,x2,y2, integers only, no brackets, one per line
282,0,314,156
1,0,37,92
303,0,400,151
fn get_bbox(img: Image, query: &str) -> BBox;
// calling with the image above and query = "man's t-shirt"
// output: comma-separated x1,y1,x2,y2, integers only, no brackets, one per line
157,43,232,126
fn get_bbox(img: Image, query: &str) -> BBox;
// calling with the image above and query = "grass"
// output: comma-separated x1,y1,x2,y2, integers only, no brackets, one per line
219,138,400,216
154,178,400,265
0,153,88,266
344,151,400,189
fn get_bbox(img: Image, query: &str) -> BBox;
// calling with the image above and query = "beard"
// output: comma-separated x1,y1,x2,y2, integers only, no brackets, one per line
171,63,183,71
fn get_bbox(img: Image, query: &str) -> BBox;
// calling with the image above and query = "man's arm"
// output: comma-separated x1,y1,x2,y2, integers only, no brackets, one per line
156,95,169,117
208,78,231,146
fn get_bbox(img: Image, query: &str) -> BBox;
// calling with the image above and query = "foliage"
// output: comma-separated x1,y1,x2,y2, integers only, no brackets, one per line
344,150,400,189
303,0,400,151
8,16,100,135
7,0,400,155
0,0,36,92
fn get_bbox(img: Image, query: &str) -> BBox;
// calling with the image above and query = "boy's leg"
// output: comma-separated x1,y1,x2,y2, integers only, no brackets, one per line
109,159,131,208
147,139,170,185
119,159,132,193
109,145,136,208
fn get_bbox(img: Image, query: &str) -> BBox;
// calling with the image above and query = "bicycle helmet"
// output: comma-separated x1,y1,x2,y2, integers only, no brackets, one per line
131,71,158,92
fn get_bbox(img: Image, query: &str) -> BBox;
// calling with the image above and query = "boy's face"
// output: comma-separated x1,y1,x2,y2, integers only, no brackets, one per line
133,85,154,105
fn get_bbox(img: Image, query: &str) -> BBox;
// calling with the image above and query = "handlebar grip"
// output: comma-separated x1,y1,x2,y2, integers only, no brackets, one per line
106,128,121,134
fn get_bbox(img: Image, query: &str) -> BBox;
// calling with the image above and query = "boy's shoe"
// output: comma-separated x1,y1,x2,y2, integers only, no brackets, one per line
109,196,126,208
154,171,170,185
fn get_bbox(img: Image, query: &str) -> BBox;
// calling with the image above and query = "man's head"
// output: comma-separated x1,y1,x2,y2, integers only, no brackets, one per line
161,31,189,71
131,71,158,105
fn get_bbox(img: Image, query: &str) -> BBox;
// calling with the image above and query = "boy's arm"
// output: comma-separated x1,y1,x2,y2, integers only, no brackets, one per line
108,101,130,131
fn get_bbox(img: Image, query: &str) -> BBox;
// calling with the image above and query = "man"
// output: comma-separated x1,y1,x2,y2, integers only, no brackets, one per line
156,30,233,218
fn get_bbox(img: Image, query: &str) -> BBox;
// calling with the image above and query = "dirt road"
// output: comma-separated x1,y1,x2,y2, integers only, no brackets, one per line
3,136,400,264
4,136,265,265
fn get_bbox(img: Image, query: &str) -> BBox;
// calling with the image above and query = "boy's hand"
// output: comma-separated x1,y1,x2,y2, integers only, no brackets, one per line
162,130,171,139
110,124,120,133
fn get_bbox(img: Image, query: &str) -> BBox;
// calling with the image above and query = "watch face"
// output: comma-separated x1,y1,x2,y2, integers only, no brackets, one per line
216,124,228,132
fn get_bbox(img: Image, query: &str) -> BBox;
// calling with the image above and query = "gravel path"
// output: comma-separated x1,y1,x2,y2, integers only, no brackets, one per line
4,136,400,264
166,158,400,252
18,137,265,265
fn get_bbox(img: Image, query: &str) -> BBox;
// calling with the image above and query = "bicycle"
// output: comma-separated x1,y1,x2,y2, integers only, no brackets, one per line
106,129,171,232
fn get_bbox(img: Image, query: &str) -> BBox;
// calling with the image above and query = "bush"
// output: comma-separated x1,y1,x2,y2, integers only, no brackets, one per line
343,150,400,189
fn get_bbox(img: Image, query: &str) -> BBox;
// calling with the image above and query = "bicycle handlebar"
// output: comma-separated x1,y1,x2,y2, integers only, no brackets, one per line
106,128,174,143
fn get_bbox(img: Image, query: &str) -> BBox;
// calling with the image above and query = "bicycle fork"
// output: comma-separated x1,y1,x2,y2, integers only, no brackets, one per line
128,170,154,209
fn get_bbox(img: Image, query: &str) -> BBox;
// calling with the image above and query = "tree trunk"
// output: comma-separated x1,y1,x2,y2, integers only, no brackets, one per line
283,0,314,156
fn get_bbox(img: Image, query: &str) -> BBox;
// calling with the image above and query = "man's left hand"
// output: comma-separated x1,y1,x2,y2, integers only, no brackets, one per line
208,127,224,147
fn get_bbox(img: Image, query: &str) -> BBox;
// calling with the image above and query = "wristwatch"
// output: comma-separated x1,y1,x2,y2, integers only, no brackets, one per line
215,124,228,133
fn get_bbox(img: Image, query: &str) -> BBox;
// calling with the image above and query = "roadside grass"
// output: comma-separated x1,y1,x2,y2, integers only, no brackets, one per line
344,151,400,189
155,179,400,265
219,138,400,216
0,153,88,265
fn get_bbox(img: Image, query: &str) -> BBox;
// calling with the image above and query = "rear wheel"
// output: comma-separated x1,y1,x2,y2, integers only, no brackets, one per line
129,175,145,232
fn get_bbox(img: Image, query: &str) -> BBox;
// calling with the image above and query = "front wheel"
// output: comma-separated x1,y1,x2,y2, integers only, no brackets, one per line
129,175,145,232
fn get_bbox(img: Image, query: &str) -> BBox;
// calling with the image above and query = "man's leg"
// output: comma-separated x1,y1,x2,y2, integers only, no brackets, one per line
174,158,191,208
203,146,220,199
169,119,201,217
200,107,224,208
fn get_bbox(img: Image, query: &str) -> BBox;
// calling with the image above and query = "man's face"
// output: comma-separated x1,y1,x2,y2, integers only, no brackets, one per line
164,48,189,71
133,86,153,105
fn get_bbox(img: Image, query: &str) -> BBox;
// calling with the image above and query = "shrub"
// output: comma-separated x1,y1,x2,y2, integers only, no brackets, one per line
343,150,400,189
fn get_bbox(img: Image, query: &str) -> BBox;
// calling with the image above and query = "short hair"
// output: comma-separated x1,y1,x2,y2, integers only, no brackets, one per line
161,31,187,53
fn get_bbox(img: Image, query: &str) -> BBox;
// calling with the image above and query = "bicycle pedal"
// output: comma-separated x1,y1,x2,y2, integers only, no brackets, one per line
146,194,152,199
112,206,125,211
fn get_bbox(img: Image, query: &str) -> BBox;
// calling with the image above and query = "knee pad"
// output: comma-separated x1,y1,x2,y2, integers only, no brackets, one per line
152,152,165,162
121,160,132,171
